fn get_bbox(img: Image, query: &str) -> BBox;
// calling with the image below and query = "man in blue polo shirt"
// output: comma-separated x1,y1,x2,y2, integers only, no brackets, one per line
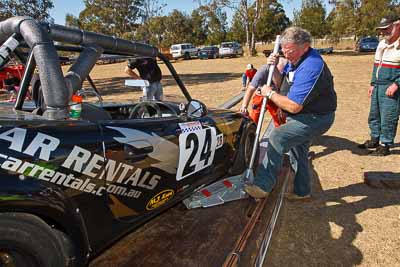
245,27,337,200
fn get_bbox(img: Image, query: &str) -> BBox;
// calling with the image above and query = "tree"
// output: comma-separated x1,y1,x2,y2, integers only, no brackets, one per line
137,0,167,42
162,10,193,46
293,0,328,38
226,10,246,43
140,0,167,23
217,0,273,56
65,13,81,28
0,0,54,22
135,16,167,46
190,8,208,45
256,1,290,42
78,0,143,37
329,0,357,40
328,0,398,40
356,0,393,38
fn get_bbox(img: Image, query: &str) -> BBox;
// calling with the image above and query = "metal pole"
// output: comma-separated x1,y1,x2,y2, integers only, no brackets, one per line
244,35,281,182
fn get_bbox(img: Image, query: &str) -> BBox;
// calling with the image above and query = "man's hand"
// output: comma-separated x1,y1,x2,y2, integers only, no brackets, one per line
267,53,279,66
386,83,398,97
368,85,374,98
260,84,273,97
239,106,248,115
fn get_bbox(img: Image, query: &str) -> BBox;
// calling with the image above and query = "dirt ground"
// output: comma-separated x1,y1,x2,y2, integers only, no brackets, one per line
85,53,400,266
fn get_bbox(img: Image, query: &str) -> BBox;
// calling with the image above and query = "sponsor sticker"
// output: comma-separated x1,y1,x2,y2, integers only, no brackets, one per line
146,189,175,210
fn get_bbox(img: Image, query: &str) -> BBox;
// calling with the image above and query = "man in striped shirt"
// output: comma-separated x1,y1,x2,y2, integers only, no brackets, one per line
358,15,400,156
244,27,337,200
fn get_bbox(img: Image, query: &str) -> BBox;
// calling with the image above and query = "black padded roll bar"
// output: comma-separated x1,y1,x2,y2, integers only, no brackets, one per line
0,16,69,119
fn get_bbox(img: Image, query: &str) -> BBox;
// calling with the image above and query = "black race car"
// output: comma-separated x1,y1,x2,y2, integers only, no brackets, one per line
0,17,256,267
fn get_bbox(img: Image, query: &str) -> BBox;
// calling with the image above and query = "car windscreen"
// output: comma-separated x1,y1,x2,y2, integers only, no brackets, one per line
362,37,378,42
201,47,214,51
221,43,234,48
75,55,187,105
171,45,180,51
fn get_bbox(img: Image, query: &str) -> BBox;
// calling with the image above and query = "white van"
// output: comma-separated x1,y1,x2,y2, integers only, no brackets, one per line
170,43,198,59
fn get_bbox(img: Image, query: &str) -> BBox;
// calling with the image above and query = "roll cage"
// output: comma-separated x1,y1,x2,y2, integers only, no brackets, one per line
0,16,192,119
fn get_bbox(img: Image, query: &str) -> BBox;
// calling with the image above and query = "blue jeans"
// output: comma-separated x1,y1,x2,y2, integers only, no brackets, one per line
242,74,247,87
254,112,335,196
368,84,400,145
143,81,163,101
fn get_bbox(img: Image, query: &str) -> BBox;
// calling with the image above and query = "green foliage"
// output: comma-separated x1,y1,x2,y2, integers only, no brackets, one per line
135,16,167,46
256,1,290,42
162,9,193,46
205,5,227,45
65,13,81,28
226,10,246,42
190,8,208,45
78,0,144,37
328,0,397,40
356,0,392,38
0,0,54,22
293,0,328,38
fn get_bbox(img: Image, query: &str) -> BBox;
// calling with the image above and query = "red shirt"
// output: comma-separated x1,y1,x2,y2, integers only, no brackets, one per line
245,68,257,81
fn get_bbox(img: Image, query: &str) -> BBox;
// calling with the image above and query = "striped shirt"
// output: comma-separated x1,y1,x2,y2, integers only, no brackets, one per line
371,38,400,85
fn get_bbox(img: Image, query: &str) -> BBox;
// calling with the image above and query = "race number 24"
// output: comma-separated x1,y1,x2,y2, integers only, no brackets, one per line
176,127,217,181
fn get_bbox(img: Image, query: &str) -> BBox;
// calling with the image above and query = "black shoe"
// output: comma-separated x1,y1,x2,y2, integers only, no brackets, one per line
370,145,390,156
358,139,379,149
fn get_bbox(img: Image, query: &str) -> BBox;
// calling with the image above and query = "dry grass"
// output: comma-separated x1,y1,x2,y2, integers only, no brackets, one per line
87,52,400,267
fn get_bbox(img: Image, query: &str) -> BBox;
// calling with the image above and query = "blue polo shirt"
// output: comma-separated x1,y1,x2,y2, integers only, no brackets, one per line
281,48,337,115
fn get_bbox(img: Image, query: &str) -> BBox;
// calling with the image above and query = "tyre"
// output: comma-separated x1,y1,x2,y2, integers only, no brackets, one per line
230,124,258,175
0,213,74,267
184,52,190,60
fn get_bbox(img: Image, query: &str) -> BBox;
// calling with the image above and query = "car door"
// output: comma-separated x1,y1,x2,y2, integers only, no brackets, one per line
98,116,182,222
97,108,228,222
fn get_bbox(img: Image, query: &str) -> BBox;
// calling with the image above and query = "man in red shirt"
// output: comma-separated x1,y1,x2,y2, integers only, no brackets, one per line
242,64,257,91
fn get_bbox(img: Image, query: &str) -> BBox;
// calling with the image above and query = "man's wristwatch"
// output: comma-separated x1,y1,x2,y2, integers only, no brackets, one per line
265,90,276,99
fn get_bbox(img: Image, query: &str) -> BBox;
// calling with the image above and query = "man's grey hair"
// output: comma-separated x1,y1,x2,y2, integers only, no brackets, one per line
280,27,312,46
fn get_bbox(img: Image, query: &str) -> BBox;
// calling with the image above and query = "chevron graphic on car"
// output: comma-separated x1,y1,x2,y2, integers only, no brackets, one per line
107,126,179,174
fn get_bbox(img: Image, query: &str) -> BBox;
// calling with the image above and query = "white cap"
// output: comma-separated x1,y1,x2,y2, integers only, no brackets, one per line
246,64,253,70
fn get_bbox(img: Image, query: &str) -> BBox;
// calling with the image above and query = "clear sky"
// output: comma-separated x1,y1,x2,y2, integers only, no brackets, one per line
50,0,333,25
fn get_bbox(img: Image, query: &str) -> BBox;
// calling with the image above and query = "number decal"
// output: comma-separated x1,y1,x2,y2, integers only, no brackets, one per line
176,126,217,181
182,133,199,177
200,128,212,165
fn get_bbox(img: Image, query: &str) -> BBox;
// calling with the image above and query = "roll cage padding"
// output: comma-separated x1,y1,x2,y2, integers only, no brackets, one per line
0,16,193,118
0,16,69,119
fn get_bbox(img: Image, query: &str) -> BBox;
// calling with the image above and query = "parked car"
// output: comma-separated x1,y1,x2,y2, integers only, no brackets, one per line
198,46,219,59
219,41,243,58
355,36,379,52
0,16,256,267
170,43,199,59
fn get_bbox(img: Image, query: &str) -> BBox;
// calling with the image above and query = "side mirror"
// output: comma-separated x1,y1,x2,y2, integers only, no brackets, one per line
125,79,150,87
187,100,207,118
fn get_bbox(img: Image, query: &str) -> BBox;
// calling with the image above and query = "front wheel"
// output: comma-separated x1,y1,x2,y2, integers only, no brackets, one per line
230,124,258,175
0,213,74,267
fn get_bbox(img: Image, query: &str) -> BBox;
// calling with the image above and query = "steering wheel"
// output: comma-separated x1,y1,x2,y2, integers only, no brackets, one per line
129,102,162,119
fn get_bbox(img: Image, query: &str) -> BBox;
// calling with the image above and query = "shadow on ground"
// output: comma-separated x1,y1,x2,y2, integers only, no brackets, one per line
267,135,400,266
309,135,400,159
